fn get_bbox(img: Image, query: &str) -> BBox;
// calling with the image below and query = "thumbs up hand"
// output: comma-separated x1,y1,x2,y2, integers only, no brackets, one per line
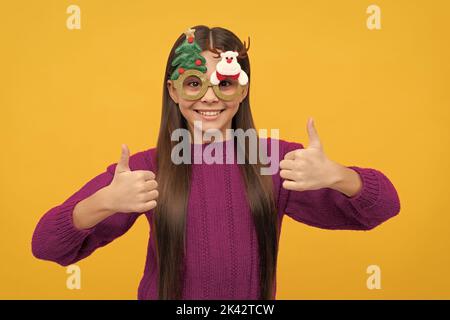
106,144,158,213
280,118,342,192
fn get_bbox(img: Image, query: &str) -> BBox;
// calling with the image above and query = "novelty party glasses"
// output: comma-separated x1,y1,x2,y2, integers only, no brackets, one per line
172,69,248,102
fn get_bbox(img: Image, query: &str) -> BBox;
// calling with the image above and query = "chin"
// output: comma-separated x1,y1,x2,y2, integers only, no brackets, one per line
200,122,226,133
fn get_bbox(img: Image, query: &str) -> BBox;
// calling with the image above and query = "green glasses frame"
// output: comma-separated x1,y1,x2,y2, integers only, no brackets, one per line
172,69,248,102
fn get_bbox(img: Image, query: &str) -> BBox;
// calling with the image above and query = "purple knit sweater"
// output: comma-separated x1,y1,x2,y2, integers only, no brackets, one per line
31,138,400,299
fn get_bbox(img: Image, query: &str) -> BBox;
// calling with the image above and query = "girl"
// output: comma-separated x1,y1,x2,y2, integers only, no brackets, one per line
32,25,400,300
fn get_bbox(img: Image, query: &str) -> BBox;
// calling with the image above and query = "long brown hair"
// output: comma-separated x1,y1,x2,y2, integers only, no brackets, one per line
152,25,279,300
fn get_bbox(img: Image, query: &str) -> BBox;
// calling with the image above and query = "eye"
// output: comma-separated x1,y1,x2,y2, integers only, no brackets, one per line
219,80,231,87
188,81,200,87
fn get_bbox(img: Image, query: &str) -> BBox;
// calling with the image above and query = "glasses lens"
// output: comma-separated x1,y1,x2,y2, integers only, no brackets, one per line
217,78,239,96
182,75,204,97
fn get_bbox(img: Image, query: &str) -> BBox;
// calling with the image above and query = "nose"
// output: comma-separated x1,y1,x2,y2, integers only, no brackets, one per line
200,85,219,103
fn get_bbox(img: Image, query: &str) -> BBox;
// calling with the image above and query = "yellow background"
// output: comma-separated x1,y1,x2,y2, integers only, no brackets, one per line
1,0,449,299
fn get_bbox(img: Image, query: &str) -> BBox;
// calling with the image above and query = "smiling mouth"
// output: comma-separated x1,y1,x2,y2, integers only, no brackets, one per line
194,109,225,117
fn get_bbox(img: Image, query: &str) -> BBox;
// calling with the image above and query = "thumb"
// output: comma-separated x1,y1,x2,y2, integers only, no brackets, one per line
115,144,131,174
306,117,322,150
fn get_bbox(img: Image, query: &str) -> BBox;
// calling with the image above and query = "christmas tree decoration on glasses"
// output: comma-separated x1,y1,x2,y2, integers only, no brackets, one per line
170,27,250,101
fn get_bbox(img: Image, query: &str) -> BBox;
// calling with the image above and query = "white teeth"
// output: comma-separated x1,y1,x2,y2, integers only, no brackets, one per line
198,110,221,116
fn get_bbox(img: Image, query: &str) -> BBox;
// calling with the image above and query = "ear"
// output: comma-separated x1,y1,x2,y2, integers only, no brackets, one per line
220,52,226,58
166,80,179,104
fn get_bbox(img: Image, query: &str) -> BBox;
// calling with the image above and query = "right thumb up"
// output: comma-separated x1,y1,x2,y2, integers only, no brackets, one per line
107,144,158,214
115,144,131,174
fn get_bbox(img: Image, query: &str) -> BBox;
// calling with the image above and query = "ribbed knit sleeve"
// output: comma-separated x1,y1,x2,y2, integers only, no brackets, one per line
31,149,156,266
279,141,401,230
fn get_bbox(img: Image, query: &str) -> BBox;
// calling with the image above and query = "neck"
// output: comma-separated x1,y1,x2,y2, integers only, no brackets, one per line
187,122,233,144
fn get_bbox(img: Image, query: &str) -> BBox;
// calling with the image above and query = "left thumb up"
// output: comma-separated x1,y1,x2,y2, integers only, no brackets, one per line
306,117,323,150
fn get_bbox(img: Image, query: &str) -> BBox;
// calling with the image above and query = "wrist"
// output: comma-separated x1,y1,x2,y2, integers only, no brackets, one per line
327,160,346,188
329,164,363,197
96,186,116,217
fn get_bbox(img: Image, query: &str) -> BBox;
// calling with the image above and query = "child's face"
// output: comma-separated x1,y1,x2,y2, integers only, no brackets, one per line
167,50,248,140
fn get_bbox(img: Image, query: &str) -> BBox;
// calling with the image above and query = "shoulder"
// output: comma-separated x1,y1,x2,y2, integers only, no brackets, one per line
106,146,157,175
